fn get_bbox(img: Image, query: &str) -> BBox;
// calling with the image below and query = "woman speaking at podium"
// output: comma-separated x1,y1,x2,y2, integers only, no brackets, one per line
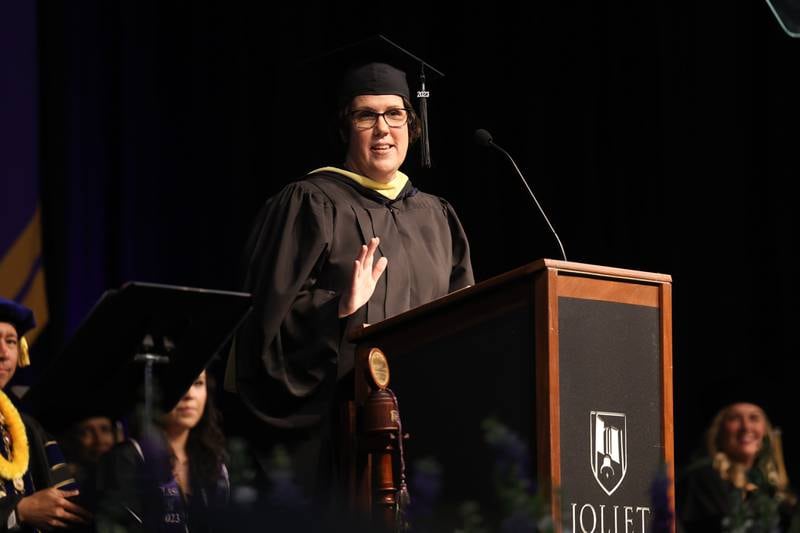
226,35,474,498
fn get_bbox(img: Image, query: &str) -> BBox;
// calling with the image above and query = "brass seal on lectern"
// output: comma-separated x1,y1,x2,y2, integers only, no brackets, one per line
368,348,390,390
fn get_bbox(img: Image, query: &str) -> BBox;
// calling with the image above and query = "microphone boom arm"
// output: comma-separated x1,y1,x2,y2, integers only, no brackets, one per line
484,136,568,262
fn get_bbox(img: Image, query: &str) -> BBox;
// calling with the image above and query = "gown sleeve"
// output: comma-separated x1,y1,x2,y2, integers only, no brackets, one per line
441,198,475,291
0,416,82,531
231,182,345,429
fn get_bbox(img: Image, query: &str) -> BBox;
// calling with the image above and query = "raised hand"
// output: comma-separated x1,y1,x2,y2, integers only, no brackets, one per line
338,237,388,318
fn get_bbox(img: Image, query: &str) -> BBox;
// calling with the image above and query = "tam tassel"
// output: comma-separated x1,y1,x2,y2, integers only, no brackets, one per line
19,337,30,367
417,69,432,168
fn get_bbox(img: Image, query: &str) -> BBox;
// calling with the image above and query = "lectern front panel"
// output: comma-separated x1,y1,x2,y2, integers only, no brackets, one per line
557,295,663,533
387,295,537,524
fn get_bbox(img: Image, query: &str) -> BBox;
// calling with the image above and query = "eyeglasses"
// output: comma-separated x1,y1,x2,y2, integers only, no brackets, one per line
349,108,411,130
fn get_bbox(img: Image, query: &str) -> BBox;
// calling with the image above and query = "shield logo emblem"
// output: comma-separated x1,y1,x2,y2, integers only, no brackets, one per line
590,411,627,496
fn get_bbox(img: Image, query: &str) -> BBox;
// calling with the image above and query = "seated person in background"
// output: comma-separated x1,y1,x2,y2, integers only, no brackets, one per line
59,414,124,512
96,370,229,532
0,297,92,531
678,401,798,532
63,417,121,468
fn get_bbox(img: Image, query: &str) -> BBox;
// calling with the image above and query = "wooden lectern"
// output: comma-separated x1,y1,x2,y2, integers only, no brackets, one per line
345,259,673,532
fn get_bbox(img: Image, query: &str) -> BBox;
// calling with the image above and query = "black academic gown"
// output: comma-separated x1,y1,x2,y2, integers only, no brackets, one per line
95,439,230,533
0,413,78,533
230,170,474,492
677,459,798,533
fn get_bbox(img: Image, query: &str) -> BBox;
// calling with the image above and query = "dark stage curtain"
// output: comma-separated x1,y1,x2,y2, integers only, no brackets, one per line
35,1,799,481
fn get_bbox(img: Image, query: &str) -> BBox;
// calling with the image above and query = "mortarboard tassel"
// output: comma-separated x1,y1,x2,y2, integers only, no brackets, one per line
417,69,432,168
19,337,31,367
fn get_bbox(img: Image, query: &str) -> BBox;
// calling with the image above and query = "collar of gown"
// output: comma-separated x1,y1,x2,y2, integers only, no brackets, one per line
310,166,409,200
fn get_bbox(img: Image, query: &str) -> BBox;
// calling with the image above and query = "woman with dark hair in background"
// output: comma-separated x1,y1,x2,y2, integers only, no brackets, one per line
97,370,229,532
678,402,798,532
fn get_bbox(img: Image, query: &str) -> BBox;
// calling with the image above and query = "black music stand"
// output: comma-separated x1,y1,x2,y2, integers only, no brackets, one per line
24,282,252,435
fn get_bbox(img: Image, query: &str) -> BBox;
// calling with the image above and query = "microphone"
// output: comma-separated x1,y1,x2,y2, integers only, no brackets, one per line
474,128,493,148
474,129,567,261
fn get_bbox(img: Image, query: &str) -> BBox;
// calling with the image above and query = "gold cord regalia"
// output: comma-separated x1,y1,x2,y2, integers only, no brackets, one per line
0,389,30,490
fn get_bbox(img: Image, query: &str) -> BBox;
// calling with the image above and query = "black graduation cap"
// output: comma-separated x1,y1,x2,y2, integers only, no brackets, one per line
697,372,783,428
306,34,445,168
23,282,252,434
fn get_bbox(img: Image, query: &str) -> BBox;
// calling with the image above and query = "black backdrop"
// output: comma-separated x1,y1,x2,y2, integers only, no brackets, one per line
35,1,799,481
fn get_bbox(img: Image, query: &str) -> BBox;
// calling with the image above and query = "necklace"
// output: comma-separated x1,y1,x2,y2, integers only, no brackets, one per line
0,389,29,482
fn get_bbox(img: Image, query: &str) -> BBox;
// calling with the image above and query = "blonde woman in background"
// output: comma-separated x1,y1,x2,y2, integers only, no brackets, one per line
678,402,798,532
